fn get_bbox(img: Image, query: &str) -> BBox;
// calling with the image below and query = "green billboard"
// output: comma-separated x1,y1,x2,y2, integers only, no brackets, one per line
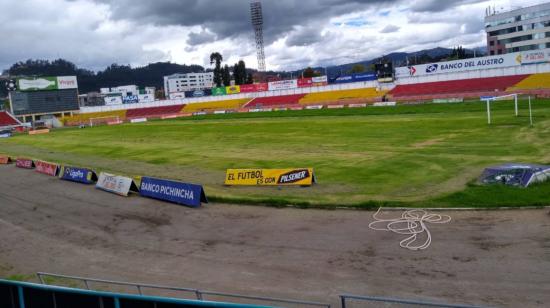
211,87,227,96
17,77,58,91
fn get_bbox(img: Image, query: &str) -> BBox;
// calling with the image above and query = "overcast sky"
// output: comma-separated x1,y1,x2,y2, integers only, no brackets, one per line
0,0,548,72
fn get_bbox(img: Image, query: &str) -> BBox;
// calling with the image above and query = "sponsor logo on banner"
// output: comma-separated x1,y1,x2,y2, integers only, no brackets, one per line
130,118,147,123
268,79,298,91
17,77,58,91
426,64,439,73
0,156,12,164
240,83,269,93
123,95,139,104
226,85,241,94
16,158,34,169
105,96,123,105
0,132,11,138
60,166,98,184
212,87,227,96
139,177,208,207
225,168,316,186
35,161,59,176
312,76,328,83
57,76,78,89
169,92,186,99
96,172,139,197
520,49,550,65
333,73,377,84
373,102,397,107
298,78,313,88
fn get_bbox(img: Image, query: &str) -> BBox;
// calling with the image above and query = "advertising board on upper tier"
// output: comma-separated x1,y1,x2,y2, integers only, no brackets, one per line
395,49,550,78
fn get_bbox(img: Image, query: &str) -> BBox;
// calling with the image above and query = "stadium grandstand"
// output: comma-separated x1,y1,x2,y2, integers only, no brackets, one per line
182,98,251,112
243,94,306,108
126,104,185,119
298,87,386,105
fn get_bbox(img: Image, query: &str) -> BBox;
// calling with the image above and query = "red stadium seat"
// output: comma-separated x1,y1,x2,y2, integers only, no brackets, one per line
244,94,306,108
389,75,530,98
126,105,185,119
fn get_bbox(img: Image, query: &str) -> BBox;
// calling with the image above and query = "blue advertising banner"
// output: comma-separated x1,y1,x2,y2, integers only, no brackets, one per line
139,177,208,208
332,73,377,84
184,89,212,98
60,166,98,184
123,95,139,104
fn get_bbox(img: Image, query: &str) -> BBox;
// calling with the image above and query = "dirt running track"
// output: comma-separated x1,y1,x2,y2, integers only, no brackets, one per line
0,167,549,307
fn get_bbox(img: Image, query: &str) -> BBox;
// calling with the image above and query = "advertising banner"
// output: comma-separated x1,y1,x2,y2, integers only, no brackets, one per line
104,96,123,105
17,76,78,91
60,166,98,184
268,80,298,91
96,172,139,197
312,76,328,83
28,129,50,135
18,77,58,91
184,89,212,98
225,168,316,186
333,73,377,84
138,94,155,103
0,156,12,164
169,92,186,100
0,131,12,138
123,95,139,104
298,78,313,88
240,83,268,93
35,161,59,176
212,87,227,96
393,50,550,78
225,85,241,95
57,76,78,90
139,177,208,208
16,158,34,169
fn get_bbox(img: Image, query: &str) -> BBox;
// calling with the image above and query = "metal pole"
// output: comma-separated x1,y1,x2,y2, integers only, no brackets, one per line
514,94,518,116
486,99,491,125
340,295,347,308
529,96,533,126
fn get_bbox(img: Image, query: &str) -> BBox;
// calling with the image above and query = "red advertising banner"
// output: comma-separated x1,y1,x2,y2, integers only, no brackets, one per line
0,156,12,164
239,83,269,93
16,158,34,169
35,160,59,176
297,78,313,88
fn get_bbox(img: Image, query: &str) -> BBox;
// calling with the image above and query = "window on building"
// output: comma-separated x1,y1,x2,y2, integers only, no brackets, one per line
497,49,503,55
490,50,495,55
490,41,495,46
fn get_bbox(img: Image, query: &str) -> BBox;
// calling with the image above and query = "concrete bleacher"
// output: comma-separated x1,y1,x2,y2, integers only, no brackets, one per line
183,98,251,112
126,104,185,119
299,88,386,105
62,110,128,126
508,73,550,90
244,94,306,108
389,75,530,99
0,111,21,128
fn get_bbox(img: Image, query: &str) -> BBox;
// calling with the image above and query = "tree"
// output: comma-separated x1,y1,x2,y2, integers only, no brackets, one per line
222,64,231,87
233,60,247,85
302,67,316,78
349,64,366,74
246,73,254,84
210,52,223,87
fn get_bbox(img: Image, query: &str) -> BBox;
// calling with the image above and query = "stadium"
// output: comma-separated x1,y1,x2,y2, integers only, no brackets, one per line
1,1,550,308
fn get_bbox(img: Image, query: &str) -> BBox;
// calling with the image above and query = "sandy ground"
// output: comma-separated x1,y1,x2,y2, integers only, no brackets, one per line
0,166,549,307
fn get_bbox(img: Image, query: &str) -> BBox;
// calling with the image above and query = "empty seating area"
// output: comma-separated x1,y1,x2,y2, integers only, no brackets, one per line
0,111,21,127
183,98,251,112
389,75,530,98
244,94,306,108
508,73,550,90
62,110,128,126
299,88,386,105
126,104,184,119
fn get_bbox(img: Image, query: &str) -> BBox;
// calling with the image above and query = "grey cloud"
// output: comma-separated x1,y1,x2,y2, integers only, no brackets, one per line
286,26,324,46
380,24,400,33
410,0,482,12
187,30,217,46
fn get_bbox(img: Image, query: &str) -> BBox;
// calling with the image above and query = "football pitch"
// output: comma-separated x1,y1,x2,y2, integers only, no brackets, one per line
1,99,550,208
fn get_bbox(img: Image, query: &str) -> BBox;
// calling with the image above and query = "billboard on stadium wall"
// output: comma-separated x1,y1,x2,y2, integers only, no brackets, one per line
298,78,313,88
104,95,123,106
332,73,377,84
268,79,298,91
11,89,79,116
184,89,212,98
395,49,550,78
226,85,241,94
225,168,316,186
212,87,227,96
169,92,185,99
138,94,155,103
17,76,78,91
122,95,139,104
239,83,268,93
312,76,328,84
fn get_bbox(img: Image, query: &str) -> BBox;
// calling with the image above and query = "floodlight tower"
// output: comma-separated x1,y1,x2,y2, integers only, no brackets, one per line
250,0,266,72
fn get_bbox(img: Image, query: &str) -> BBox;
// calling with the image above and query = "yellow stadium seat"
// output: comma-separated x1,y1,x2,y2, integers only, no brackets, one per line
299,88,387,105
182,99,251,112
508,73,550,90
61,110,128,126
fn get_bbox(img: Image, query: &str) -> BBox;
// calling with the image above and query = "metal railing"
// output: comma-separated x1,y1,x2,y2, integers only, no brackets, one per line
339,294,487,308
36,272,330,308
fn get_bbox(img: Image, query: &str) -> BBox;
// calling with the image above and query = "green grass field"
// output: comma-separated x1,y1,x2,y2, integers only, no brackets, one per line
1,99,550,208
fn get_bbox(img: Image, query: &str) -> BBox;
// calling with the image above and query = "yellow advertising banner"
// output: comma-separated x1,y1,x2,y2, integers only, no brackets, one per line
225,85,241,95
225,168,316,186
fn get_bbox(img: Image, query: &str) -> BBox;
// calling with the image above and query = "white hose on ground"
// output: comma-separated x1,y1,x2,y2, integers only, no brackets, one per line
368,208,451,251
